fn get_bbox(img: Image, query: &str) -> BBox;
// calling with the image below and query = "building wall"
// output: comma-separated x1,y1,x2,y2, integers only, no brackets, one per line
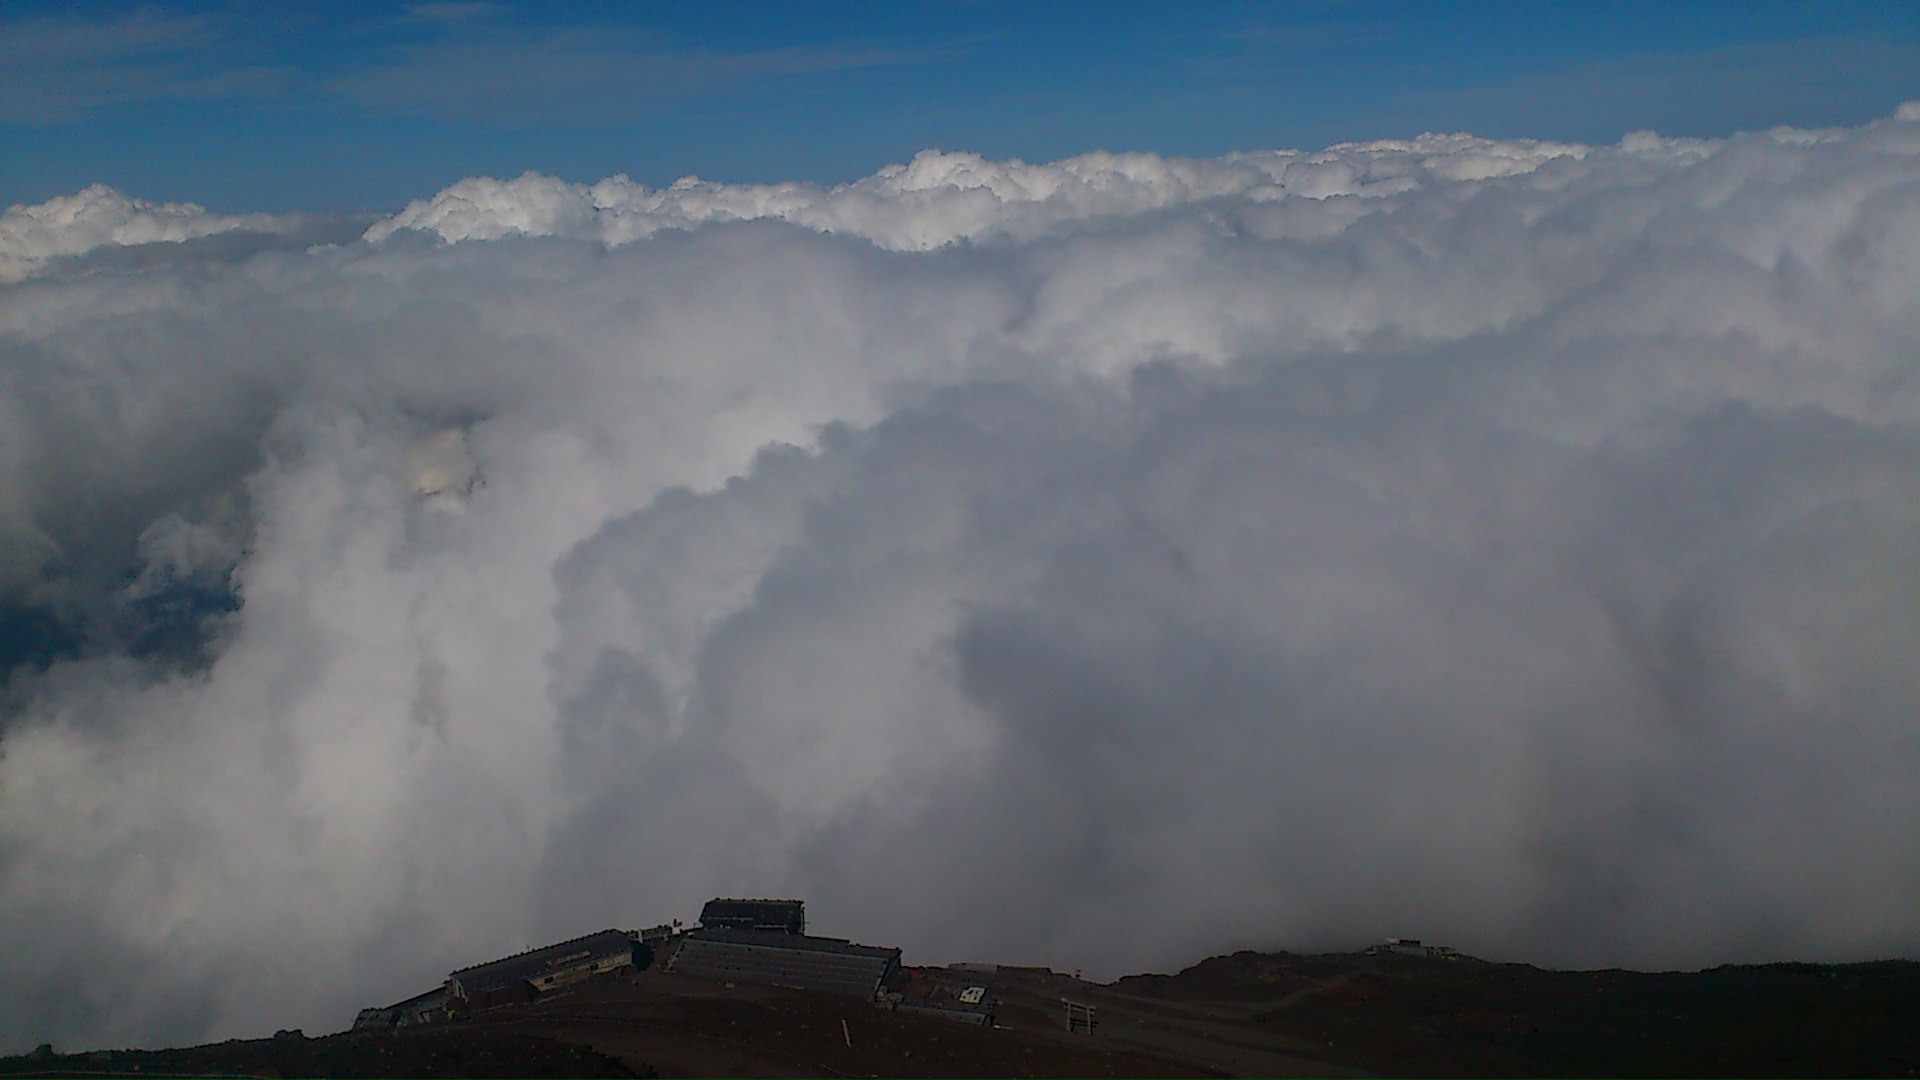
671,937,900,999
448,930,635,1011
699,899,806,935
460,979,536,1011
529,950,631,992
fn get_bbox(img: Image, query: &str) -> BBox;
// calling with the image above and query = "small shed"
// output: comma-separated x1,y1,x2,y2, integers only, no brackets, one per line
698,898,806,935
893,974,997,1026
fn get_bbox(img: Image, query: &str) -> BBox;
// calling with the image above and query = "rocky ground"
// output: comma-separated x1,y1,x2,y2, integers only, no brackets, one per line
5,950,1916,1078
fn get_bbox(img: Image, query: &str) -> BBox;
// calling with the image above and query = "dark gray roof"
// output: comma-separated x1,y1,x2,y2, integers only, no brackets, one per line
699,898,805,934
687,927,895,957
672,928,901,998
448,929,632,993
384,985,448,1011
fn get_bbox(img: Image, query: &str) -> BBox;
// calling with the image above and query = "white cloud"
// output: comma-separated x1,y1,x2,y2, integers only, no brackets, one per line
3,105,1920,1053
0,184,295,283
364,133,1591,251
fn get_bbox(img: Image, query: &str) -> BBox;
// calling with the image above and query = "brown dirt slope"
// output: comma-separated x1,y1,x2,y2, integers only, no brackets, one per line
0,1024,638,1079
5,951,1916,1078
1136,950,1920,1078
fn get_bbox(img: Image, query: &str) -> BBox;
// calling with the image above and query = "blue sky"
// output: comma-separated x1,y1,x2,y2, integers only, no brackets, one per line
4,1,1918,212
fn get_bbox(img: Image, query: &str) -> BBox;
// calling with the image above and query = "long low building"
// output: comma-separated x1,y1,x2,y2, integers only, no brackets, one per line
447,929,637,1010
668,927,903,999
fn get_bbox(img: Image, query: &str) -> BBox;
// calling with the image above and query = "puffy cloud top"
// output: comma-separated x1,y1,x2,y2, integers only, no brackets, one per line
3,105,1920,1055
363,134,1591,250
0,184,291,282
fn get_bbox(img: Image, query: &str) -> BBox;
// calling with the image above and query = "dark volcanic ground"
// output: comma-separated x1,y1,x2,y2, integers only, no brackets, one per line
4,950,1917,1078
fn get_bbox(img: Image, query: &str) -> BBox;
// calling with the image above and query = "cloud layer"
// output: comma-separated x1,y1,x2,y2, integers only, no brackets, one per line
3,107,1920,1052
362,133,1590,250
0,184,301,282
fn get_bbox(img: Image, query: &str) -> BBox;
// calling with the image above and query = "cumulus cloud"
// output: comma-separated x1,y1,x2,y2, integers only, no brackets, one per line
3,106,1920,1053
0,184,306,283
364,133,1589,250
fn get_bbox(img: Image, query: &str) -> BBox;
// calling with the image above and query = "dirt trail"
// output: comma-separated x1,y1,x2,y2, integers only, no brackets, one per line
985,969,1369,1078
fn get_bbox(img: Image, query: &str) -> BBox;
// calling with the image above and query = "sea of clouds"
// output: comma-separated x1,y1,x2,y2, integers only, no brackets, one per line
3,105,1919,1052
